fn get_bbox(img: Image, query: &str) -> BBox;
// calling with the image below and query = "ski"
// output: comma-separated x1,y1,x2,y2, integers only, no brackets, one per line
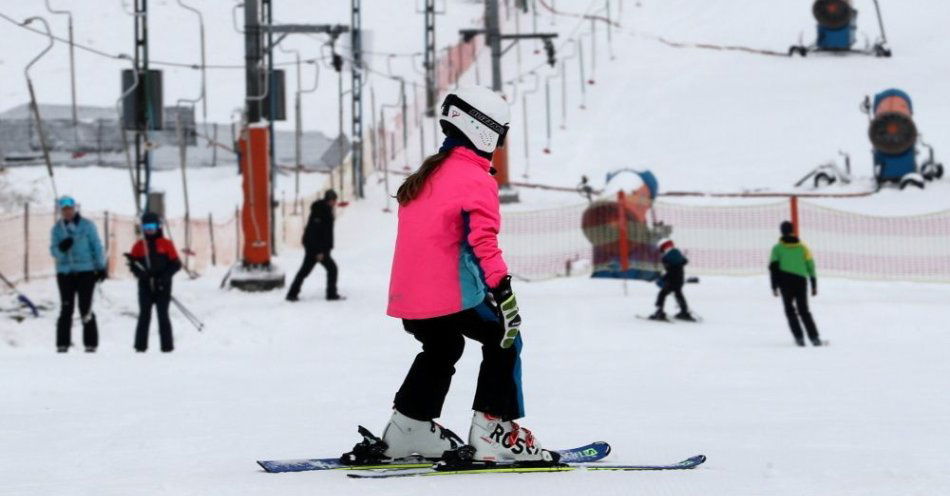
0,272,39,317
636,315,674,323
347,454,706,479
257,441,610,473
636,313,703,324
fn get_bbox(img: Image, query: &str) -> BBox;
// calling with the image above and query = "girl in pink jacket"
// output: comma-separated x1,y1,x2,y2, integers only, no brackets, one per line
345,87,557,467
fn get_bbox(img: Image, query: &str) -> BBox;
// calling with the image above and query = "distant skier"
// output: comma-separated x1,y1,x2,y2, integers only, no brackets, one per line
126,212,181,352
49,195,106,353
770,221,822,347
347,87,555,465
286,190,341,301
649,238,694,321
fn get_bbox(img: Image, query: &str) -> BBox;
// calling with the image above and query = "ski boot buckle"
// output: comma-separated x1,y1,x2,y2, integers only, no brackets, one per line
339,426,389,465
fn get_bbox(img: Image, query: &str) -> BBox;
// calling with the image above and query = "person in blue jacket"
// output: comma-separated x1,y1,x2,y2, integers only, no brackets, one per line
649,238,694,321
49,196,106,352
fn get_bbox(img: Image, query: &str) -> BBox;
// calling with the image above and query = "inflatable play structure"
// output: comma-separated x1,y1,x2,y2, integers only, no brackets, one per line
581,170,671,281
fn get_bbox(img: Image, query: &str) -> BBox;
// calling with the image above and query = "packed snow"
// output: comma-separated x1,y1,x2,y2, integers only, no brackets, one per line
4,179,950,495
2,1,950,495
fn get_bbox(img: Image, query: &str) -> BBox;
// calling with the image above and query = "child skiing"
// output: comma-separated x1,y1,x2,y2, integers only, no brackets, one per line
649,238,694,321
344,86,556,466
770,221,822,346
126,213,182,352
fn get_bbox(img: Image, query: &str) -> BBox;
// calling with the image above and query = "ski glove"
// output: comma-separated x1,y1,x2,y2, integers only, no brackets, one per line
811,277,818,297
96,269,107,282
124,253,146,279
58,237,74,252
490,275,522,349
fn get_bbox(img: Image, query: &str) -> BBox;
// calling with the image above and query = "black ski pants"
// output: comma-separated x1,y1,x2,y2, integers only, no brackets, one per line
656,283,688,313
135,281,174,352
288,249,338,298
778,275,820,343
394,302,524,422
56,271,99,349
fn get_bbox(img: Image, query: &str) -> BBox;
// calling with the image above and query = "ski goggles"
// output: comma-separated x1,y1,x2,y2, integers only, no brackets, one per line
142,222,160,231
441,94,510,148
58,197,76,208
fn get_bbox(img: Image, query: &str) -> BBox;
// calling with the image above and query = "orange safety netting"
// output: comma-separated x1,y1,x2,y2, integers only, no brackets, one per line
5,198,950,284
499,199,950,283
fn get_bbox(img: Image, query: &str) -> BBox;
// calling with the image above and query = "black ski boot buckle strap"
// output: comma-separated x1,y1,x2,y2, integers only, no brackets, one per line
434,445,563,471
432,422,464,449
340,426,389,465
435,445,476,470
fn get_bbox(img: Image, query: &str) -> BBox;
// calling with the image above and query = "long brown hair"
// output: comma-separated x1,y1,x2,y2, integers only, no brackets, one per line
395,151,450,206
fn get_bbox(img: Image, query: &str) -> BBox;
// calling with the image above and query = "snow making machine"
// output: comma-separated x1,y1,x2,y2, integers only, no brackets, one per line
789,0,891,57
864,89,943,189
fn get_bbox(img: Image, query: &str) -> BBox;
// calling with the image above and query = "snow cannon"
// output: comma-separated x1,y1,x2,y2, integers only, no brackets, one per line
789,0,891,57
813,0,856,50
866,89,943,189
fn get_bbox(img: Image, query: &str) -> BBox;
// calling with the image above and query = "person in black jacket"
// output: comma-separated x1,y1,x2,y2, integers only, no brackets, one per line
126,212,182,352
287,190,341,301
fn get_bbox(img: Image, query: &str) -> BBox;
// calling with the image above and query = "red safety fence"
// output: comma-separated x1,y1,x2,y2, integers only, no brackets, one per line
0,208,243,283
6,196,950,284
500,198,950,283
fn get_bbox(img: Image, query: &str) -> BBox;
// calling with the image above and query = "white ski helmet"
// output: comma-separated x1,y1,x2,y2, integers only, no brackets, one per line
439,86,511,155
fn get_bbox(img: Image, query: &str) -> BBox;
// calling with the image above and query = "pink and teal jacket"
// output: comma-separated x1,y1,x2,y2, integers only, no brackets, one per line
387,146,509,320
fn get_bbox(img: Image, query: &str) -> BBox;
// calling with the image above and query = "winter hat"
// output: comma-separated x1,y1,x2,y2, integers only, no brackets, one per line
324,189,338,201
780,221,795,236
657,238,675,253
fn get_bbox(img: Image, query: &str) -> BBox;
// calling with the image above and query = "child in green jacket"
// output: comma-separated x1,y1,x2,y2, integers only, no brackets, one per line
769,221,822,346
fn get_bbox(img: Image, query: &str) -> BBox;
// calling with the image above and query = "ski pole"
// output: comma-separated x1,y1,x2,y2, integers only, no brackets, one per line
125,256,203,331
171,296,204,331
0,271,40,317
871,0,888,46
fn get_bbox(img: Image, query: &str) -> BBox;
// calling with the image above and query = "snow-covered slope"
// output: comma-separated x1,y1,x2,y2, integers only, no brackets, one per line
2,2,950,495
502,0,950,196
6,0,950,216
3,177,950,495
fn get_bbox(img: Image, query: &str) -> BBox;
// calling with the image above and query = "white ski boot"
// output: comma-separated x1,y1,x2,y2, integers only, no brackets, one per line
381,410,464,460
467,411,557,463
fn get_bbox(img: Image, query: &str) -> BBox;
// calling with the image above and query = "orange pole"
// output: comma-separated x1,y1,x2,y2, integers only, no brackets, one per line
617,191,629,272
491,141,509,188
239,126,272,265
790,195,800,236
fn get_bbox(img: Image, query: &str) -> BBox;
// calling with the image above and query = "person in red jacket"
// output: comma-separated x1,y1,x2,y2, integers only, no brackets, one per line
125,212,182,352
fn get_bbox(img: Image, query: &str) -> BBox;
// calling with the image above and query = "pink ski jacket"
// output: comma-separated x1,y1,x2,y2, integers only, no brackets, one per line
387,146,509,320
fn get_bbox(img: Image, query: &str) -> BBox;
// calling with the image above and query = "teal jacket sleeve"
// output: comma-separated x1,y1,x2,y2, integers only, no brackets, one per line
50,223,66,262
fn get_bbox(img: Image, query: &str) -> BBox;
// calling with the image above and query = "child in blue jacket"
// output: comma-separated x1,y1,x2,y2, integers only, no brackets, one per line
649,239,694,321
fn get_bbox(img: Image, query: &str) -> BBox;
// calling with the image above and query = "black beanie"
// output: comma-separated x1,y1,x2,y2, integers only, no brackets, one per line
780,221,795,236
141,212,161,225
